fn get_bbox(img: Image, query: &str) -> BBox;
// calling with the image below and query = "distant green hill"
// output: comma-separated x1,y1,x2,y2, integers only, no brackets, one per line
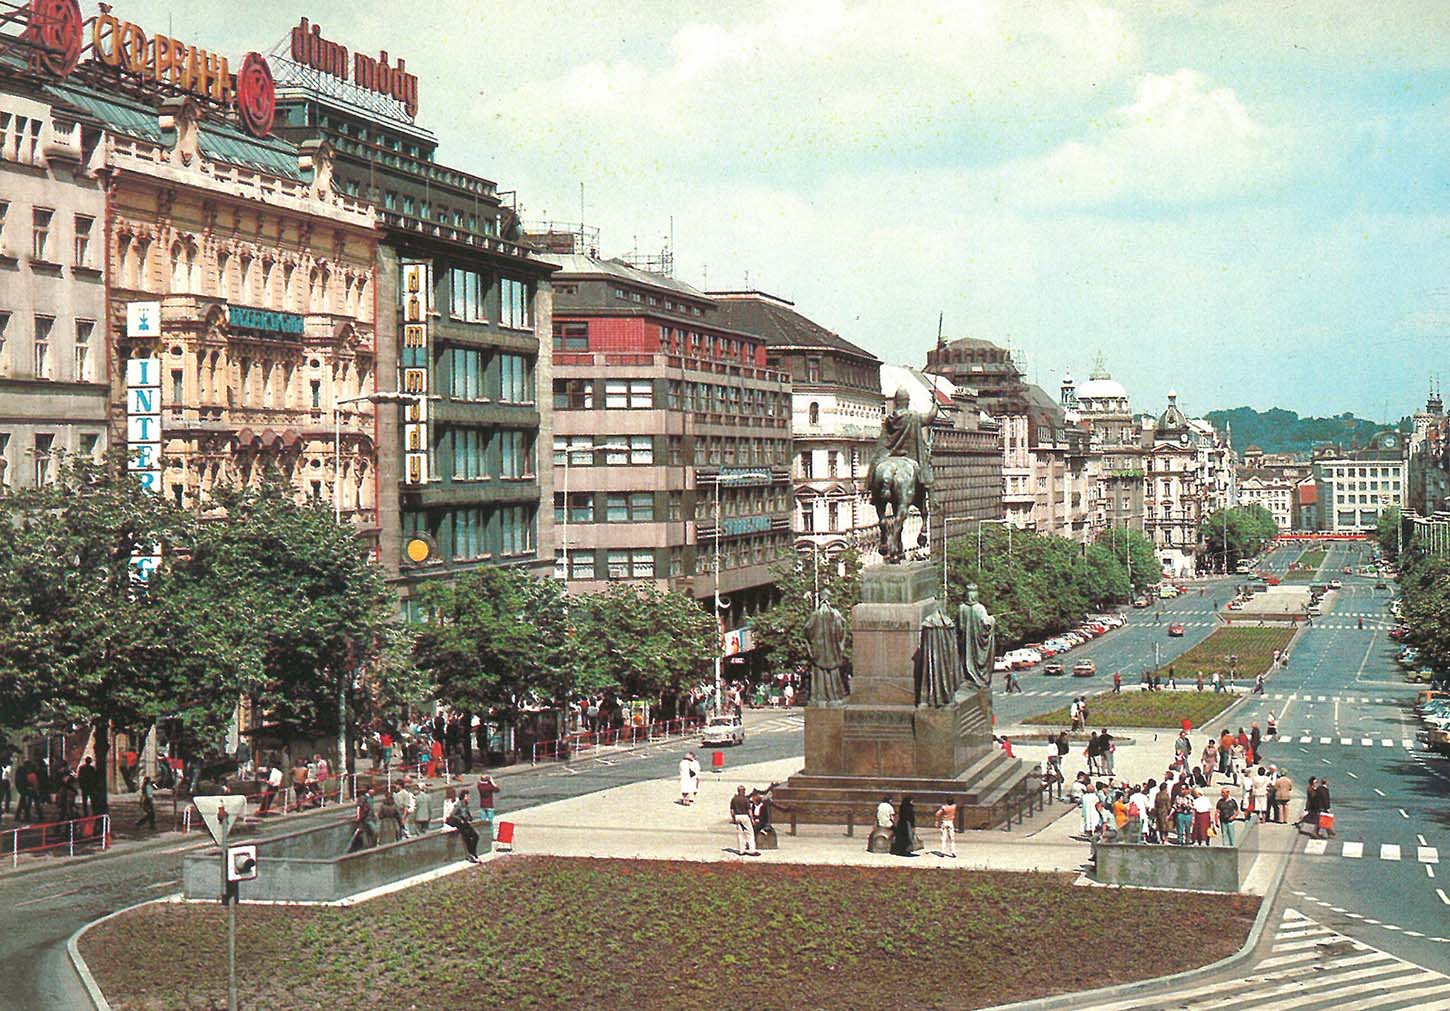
1204,407,1410,456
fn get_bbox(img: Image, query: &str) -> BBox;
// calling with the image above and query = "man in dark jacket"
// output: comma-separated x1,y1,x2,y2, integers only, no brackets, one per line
1311,779,1332,839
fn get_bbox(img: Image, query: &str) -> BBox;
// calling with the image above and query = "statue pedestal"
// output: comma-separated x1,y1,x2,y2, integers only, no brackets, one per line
779,563,1034,830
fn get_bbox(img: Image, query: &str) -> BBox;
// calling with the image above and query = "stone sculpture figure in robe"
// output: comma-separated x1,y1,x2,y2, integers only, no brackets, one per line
916,609,960,707
957,584,996,690
804,592,848,705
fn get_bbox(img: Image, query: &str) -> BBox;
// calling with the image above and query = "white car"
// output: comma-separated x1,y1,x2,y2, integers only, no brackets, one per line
701,715,744,746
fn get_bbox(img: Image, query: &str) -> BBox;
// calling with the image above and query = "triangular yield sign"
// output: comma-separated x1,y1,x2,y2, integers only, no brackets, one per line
193,795,249,846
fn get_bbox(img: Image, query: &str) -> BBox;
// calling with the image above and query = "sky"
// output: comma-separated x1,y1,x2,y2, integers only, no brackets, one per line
82,1,1450,422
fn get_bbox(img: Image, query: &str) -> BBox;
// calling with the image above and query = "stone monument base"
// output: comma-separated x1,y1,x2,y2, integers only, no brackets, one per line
776,561,1037,832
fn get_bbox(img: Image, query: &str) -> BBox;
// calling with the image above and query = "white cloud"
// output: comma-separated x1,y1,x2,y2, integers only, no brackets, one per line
1006,69,1284,207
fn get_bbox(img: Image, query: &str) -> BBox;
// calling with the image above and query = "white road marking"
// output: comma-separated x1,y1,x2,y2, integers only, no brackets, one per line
1305,838,1328,856
1342,841,1364,858
1373,787,1385,796
1428,866,1437,879
1421,835,1429,846
1383,739,1394,747
1438,888,1450,906
1401,808,1410,818
1423,847,1442,864
1346,771,1359,779
1381,844,1401,861
1361,738,1373,746
1321,736,1332,744
1299,735,1312,744
1341,737,1353,745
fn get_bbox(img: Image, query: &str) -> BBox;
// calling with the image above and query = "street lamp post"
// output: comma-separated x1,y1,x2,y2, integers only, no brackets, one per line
331,389,430,775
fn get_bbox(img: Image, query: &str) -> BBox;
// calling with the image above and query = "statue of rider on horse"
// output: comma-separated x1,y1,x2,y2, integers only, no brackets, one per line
866,386,937,563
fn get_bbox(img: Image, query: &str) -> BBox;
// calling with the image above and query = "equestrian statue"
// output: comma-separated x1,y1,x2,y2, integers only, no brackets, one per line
865,386,937,563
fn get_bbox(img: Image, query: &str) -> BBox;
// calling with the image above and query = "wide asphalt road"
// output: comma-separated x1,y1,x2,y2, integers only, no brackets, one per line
1232,540,1450,968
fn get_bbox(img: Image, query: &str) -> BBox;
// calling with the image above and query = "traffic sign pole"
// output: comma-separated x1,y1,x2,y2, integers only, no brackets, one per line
218,805,237,1011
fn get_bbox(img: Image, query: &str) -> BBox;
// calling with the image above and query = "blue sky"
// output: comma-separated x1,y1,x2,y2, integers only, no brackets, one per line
99,1,1450,421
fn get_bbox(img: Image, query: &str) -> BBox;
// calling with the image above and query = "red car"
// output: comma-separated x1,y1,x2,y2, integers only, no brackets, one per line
1390,627,1409,640
1168,623,1186,637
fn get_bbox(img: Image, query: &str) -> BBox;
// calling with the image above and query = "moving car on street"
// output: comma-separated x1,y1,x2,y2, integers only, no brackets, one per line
1168,622,1186,637
1043,660,1065,676
1072,659,1097,677
701,715,745,746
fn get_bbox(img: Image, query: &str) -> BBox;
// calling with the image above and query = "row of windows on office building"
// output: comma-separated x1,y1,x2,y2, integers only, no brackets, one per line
403,504,536,564
445,267,533,331
447,428,535,481
554,433,789,470
554,484,789,524
554,531,794,581
445,347,534,403
553,378,788,418
0,431,101,488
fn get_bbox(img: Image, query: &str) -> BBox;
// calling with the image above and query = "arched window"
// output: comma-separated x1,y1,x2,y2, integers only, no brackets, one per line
217,252,231,300
282,264,295,310
170,242,188,292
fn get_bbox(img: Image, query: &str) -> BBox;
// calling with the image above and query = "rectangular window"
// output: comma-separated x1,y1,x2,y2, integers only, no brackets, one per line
631,549,654,577
452,508,484,560
553,435,594,467
605,381,629,409
554,492,594,524
799,452,813,479
606,494,629,523
73,319,93,381
449,347,484,400
31,208,52,261
629,436,653,465
70,214,93,268
33,315,52,378
33,433,53,486
553,321,589,351
451,428,489,480
608,550,630,579
553,379,593,410
498,429,531,478
630,492,654,522
170,369,183,403
449,267,486,321
80,433,100,460
569,552,595,579
500,277,531,329
498,354,531,403
629,380,653,408
603,438,629,466
500,504,535,556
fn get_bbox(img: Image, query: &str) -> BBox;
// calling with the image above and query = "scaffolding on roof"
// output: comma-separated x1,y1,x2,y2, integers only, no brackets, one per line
265,36,422,135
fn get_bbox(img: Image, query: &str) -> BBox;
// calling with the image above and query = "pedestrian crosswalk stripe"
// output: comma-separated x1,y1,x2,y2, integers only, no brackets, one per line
1064,909,1450,1010
1383,738,1394,747
1299,735,1312,743
1382,844,1401,861
1321,736,1332,744
1361,738,1373,746
1340,737,1353,745
1343,841,1364,858
1306,838,1328,855
1421,847,1440,864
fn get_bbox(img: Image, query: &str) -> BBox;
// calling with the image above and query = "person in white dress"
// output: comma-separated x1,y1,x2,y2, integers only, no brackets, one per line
678,751,701,806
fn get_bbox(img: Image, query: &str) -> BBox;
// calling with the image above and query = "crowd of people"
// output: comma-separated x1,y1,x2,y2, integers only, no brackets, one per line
0,756,107,826
1063,722,1312,846
345,773,502,863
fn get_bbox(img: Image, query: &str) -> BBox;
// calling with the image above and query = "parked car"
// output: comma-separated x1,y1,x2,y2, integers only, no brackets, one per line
701,715,745,746
1329,579,1342,589
1406,669,1434,684
1390,626,1409,640
1072,659,1097,677
1043,661,1065,676
1168,622,1186,637
993,657,1010,673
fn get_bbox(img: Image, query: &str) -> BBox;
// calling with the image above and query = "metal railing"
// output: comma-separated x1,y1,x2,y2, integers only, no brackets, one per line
2,813,111,868
531,716,704,764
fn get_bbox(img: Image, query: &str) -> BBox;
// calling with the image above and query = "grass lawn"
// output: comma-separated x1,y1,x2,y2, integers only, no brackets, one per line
1023,689,1238,729
1153,626,1294,679
83,857,1258,1011
1282,546,1329,583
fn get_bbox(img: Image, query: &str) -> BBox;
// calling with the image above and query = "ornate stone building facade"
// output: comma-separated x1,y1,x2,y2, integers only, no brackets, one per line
103,95,380,524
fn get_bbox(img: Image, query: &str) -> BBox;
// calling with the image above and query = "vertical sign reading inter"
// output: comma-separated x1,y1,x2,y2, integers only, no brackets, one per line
400,261,430,484
125,353,163,581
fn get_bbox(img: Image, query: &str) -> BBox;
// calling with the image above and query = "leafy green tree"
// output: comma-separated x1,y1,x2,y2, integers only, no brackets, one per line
1201,505,1277,573
186,480,418,771
570,583,716,700
750,547,863,676
0,453,236,811
1398,550,1450,679
1376,507,1401,561
412,566,574,732
1095,527,1160,595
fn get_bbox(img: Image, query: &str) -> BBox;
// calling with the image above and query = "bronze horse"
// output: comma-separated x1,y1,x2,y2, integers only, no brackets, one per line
869,456,929,563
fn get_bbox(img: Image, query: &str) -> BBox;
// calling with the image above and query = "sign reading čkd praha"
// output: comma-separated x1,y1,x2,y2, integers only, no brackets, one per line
125,302,163,581
400,262,430,485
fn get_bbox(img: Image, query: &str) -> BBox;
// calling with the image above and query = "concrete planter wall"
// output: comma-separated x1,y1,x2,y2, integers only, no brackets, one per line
1091,816,1260,893
182,816,481,903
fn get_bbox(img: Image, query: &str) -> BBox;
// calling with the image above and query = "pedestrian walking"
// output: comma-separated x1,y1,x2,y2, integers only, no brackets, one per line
1113,671,1122,694
348,788,378,851
396,780,417,838
1312,779,1333,839
678,751,701,806
1099,730,1115,775
377,789,404,844
0,761,9,820
731,785,760,856
76,756,97,818
1200,740,1217,785
413,783,433,834
1272,770,1293,824
935,799,959,857
1191,788,1213,845
1297,776,1320,832
135,776,157,830
475,773,500,831
1267,712,1278,738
